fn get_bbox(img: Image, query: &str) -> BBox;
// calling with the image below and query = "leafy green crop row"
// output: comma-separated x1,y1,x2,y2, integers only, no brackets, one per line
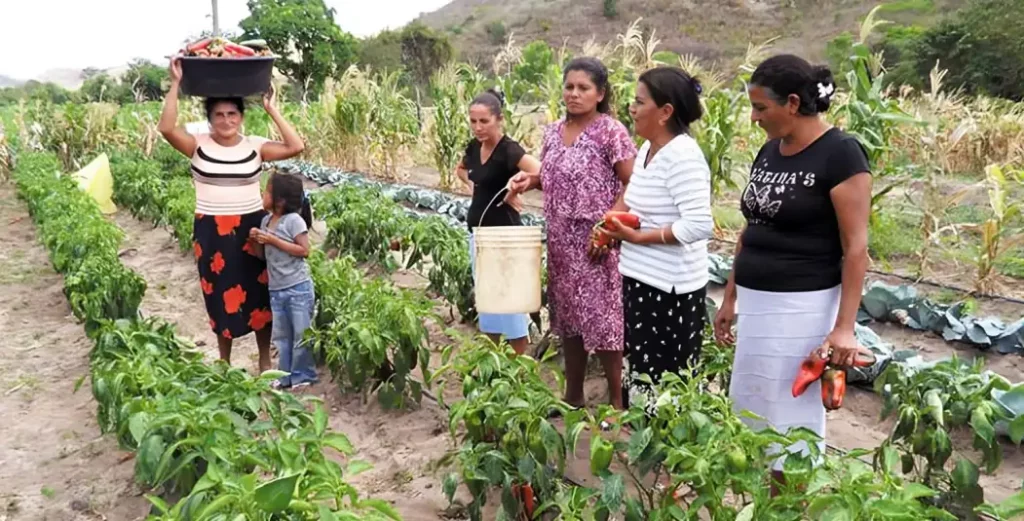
437,334,1024,520
108,151,196,251
13,150,401,520
312,185,478,322
308,252,435,409
13,151,145,333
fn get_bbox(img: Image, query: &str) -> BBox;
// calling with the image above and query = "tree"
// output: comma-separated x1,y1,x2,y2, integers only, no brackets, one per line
81,68,104,81
122,59,169,102
514,41,554,86
881,0,1024,100
358,30,404,73
825,32,855,87
399,23,454,91
239,0,359,99
78,74,127,103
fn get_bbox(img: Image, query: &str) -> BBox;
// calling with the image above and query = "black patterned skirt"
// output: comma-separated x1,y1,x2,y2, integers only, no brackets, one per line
192,211,272,340
621,276,706,411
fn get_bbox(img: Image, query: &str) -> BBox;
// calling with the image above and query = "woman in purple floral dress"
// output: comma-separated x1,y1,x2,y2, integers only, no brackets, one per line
509,57,637,410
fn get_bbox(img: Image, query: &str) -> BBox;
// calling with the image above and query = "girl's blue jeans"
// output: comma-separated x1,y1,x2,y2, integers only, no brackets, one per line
270,279,318,387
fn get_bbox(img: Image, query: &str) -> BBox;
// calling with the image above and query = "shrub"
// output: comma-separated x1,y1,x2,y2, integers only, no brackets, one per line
486,21,507,45
603,0,618,18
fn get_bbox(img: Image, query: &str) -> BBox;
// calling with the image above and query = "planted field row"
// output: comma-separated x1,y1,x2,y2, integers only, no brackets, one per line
13,150,400,521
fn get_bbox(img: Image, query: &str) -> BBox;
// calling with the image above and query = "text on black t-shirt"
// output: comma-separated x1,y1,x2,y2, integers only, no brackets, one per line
733,128,870,292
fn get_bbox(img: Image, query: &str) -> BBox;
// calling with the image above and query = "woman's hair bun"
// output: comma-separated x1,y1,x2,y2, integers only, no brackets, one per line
486,88,506,108
691,77,703,96
750,54,837,116
812,65,836,113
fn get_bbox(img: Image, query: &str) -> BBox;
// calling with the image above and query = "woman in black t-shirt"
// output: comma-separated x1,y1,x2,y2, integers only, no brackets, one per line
713,55,872,492
457,89,541,354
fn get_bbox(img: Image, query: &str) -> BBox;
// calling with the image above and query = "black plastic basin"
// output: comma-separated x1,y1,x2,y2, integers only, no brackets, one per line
179,56,275,98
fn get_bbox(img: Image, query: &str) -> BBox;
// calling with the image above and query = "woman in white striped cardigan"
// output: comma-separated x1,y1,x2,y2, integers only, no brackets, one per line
597,66,714,411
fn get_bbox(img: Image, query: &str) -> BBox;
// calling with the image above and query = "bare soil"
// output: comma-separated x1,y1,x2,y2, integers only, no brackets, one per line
0,184,148,521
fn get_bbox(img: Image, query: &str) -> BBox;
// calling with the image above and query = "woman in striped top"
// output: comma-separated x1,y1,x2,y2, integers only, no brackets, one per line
598,67,714,411
158,57,306,371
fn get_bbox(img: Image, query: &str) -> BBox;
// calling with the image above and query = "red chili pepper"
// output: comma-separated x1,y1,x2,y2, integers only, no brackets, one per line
186,38,212,53
791,351,829,398
521,483,535,519
821,368,847,410
590,211,641,249
600,211,641,231
224,43,256,56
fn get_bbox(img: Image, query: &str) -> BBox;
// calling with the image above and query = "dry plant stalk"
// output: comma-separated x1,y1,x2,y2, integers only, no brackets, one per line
971,164,1023,293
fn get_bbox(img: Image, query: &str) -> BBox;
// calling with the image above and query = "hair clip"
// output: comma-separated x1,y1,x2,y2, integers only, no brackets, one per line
694,81,703,95
817,82,835,100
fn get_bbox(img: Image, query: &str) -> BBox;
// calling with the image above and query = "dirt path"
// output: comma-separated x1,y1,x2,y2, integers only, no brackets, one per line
0,184,148,521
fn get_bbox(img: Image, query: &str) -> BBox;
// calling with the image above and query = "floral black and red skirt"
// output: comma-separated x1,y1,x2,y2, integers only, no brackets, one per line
192,211,273,339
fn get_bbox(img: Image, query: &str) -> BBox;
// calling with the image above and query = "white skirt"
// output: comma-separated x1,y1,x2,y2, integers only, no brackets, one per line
728,285,840,470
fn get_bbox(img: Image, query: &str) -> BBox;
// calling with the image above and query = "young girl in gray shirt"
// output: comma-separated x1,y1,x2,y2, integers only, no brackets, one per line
249,174,317,389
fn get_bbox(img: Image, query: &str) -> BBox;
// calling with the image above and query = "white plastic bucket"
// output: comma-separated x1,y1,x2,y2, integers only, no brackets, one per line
473,225,544,314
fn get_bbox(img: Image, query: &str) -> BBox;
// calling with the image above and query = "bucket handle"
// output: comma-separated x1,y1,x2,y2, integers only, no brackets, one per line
477,186,515,229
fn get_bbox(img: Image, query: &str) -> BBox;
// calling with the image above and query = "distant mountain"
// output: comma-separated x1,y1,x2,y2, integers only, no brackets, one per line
36,68,89,90
0,75,24,88
415,0,965,68
0,65,133,91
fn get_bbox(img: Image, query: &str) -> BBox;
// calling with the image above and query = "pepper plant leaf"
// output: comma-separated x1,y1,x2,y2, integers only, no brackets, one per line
253,473,301,513
323,432,355,455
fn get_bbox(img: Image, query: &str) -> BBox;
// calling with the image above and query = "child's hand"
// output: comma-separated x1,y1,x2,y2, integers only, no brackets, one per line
255,230,273,245
249,228,261,240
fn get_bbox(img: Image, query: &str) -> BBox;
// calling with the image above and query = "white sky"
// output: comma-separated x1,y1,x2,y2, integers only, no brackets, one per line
0,0,452,80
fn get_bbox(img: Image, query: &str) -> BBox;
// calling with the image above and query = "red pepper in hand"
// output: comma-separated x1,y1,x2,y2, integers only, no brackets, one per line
590,211,641,249
601,211,641,231
821,368,847,410
791,351,829,398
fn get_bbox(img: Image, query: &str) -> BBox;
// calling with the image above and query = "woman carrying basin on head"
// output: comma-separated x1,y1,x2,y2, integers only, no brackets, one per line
158,57,306,372
456,88,541,355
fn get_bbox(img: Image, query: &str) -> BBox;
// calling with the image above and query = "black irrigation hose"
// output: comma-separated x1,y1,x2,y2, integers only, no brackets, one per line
709,237,1024,306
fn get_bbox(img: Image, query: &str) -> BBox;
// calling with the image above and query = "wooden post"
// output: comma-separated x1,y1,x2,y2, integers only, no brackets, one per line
211,0,220,36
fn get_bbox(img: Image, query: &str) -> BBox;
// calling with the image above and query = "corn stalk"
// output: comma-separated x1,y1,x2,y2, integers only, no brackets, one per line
971,164,1023,293
428,64,471,190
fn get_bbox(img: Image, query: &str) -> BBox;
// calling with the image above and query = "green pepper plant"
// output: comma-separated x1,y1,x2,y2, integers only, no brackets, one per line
437,334,589,521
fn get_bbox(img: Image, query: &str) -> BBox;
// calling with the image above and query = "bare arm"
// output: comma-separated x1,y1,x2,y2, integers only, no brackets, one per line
824,172,872,365
507,148,545,194
266,232,310,258
158,58,197,157
517,154,541,176
610,157,635,212
259,88,305,162
456,159,471,188
713,227,744,345
607,156,714,246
